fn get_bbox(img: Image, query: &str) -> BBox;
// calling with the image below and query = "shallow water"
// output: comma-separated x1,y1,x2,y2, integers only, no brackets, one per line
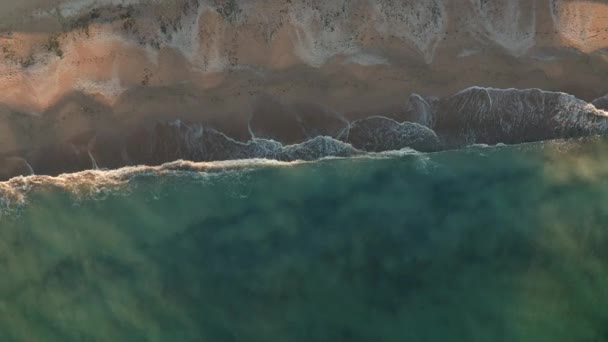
1,138,608,341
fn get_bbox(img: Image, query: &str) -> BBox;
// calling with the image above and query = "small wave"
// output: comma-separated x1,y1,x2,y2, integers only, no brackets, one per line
0,158,308,218
0,146,437,217
0,136,582,216
366,147,423,158
1,135,602,218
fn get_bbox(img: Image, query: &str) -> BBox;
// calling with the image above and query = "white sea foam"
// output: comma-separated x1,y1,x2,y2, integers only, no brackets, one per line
0,158,308,216
370,147,422,158
0,146,433,216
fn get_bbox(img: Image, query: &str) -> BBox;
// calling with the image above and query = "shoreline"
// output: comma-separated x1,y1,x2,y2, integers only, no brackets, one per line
1,85,608,181
1,0,608,179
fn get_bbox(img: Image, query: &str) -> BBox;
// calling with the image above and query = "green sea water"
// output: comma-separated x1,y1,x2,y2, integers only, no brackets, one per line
1,138,608,341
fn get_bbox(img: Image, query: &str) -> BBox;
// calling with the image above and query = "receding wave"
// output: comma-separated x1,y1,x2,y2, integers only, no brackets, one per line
1,86,608,183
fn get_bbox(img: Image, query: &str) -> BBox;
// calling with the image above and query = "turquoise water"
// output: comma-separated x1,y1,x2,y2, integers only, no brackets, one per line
1,138,608,341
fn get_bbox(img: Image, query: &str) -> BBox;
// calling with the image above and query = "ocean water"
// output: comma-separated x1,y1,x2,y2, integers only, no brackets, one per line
1,137,608,341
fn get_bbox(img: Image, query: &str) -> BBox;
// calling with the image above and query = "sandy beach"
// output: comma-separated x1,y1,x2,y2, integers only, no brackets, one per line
0,0,607,179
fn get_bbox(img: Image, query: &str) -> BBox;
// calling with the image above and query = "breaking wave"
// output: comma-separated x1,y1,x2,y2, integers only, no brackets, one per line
2,86,608,215
0,143,436,218
0,158,306,218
